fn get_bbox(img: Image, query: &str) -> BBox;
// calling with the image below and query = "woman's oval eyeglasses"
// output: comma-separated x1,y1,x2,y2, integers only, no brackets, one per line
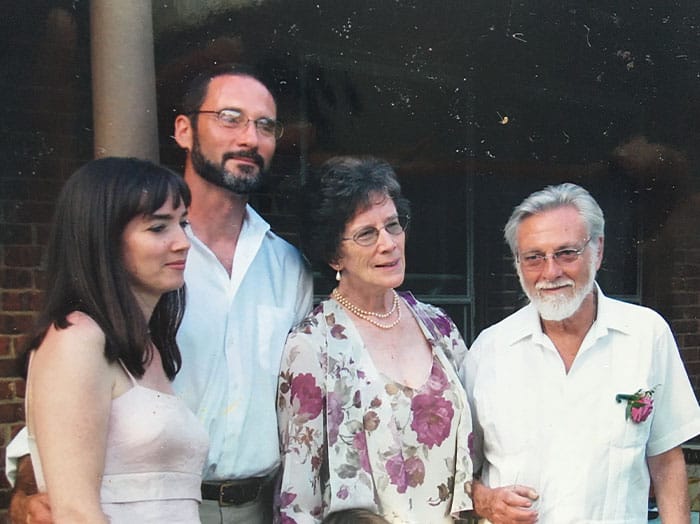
341,215,410,247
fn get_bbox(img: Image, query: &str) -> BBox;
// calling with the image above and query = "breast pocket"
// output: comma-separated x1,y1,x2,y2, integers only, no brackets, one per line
610,406,652,450
592,387,652,450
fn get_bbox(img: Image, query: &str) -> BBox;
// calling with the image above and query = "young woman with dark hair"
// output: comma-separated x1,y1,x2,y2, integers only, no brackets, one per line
25,157,208,523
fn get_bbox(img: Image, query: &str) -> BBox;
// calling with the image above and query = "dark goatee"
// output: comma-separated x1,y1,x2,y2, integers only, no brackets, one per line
191,144,265,195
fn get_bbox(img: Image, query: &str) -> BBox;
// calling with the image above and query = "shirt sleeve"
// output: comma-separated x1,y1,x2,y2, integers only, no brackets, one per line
646,318,700,456
277,317,327,524
5,426,30,487
294,262,314,326
463,337,486,477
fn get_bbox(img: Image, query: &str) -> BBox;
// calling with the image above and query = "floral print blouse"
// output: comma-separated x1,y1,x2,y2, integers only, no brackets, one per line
277,292,473,524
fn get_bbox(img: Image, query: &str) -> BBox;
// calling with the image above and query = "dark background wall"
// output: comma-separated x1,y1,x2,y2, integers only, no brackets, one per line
1,0,699,515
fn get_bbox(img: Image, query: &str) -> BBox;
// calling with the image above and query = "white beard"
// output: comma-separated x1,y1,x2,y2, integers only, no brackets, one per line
519,255,597,321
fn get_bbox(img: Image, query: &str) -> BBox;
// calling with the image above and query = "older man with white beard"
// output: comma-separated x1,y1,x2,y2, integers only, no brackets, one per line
463,183,700,524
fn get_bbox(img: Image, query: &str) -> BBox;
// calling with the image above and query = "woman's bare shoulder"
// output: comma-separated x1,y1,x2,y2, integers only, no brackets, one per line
36,311,106,357
64,310,103,333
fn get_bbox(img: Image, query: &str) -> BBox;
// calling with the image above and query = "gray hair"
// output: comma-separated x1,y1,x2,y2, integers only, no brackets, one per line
504,183,605,256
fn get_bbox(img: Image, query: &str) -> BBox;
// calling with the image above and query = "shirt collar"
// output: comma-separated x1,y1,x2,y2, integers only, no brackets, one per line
184,203,271,241
243,203,272,237
589,282,635,337
505,282,634,348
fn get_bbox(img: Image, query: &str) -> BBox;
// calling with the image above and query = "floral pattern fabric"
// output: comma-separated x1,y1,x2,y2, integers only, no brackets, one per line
277,292,473,524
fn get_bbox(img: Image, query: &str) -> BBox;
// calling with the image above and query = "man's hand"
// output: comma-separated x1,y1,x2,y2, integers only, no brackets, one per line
471,480,539,524
8,455,52,524
9,491,51,524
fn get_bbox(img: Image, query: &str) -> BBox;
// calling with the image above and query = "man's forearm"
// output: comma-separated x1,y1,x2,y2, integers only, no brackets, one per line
13,455,39,495
9,455,39,524
648,446,691,524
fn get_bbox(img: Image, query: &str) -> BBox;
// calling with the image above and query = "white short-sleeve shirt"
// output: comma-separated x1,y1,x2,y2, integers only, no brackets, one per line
464,285,700,524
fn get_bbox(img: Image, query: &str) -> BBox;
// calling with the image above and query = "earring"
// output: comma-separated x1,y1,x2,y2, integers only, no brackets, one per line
335,270,341,282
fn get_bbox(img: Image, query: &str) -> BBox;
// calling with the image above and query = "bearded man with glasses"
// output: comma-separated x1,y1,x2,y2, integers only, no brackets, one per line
462,183,700,524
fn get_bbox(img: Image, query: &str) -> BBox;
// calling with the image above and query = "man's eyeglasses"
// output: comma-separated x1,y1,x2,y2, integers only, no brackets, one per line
517,238,591,270
341,215,410,247
190,108,284,139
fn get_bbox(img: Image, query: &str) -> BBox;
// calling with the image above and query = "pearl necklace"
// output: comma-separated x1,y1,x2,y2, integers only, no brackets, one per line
331,288,402,329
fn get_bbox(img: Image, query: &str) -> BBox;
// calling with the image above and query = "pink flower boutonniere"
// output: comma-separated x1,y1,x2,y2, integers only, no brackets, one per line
615,387,657,423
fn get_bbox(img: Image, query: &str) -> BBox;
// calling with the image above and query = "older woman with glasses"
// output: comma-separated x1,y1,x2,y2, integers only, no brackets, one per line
276,156,473,523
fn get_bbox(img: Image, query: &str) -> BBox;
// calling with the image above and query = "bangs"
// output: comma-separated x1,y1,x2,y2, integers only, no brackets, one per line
133,171,191,216
351,190,390,216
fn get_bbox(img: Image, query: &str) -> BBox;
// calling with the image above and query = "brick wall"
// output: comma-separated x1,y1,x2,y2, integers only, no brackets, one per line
0,3,92,514
660,194,700,397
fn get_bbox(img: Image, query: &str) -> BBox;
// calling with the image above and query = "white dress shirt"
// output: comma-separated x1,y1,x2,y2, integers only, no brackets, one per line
176,205,313,480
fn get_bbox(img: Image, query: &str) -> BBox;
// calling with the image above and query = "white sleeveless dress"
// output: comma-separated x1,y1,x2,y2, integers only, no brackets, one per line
28,361,209,523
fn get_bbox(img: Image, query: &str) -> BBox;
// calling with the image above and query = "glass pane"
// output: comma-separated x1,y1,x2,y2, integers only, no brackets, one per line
152,2,700,384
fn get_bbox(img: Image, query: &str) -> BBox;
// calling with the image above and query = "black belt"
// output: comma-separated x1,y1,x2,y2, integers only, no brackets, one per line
201,476,271,506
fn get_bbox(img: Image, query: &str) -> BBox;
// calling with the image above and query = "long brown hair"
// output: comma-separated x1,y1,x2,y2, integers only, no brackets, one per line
26,157,191,379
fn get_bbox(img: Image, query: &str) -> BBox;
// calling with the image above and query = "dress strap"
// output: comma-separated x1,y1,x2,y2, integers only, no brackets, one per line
117,360,139,386
25,350,36,429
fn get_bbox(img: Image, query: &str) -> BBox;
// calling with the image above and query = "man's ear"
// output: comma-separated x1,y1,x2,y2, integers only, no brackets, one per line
174,114,193,151
595,236,604,270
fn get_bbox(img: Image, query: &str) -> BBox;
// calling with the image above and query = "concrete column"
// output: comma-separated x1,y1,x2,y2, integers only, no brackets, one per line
90,0,159,161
